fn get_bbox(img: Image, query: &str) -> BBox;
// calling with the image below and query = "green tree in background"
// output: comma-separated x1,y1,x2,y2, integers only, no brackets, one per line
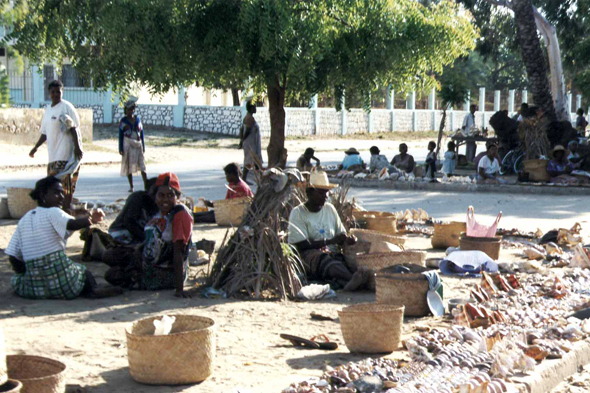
7,0,477,166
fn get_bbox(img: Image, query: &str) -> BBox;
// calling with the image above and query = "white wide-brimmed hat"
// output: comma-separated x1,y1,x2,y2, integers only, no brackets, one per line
308,171,337,190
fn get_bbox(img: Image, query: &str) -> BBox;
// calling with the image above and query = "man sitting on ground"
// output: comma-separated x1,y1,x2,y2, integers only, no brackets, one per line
390,143,415,174
296,148,320,172
369,146,390,173
288,171,369,291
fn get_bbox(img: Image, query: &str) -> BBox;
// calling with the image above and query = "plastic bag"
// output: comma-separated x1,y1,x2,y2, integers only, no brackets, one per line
466,206,502,238
154,315,176,336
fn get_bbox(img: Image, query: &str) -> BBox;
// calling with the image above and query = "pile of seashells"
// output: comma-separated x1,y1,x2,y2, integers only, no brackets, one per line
284,269,590,393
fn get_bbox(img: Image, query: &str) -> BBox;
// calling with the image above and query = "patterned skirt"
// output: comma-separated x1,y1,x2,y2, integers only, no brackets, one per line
47,161,81,196
11,250,87,300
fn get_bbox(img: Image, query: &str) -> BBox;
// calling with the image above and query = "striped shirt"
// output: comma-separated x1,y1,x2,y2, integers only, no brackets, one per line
5,207,74,261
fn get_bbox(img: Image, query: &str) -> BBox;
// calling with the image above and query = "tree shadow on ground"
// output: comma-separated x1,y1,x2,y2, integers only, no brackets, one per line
285,350,400,372
97,367,203,393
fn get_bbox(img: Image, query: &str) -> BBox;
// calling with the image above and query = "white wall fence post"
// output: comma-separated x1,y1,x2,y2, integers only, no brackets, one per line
173,87,186,128
341,93,347,136
102,88,113,124
367,93,373,133
479,87,486,129
310,94,319,135
31,65,44,108
522,90,528,104
407,90,416,131
387,87,396,132
508,90,515,115
567,92,573,116
494,90,501,112
464,91,471,112
576,94,582,112
428,87,436,130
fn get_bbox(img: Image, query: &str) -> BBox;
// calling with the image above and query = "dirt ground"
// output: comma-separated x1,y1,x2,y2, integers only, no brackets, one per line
0,210,533,393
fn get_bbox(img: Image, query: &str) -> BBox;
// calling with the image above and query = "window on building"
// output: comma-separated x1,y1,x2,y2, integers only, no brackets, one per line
60,65,87,88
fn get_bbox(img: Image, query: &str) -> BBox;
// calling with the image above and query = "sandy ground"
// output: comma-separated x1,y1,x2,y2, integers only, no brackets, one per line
1,126,590,392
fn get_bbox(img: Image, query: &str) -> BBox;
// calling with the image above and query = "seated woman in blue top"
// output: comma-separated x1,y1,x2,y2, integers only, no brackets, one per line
339,148,365,171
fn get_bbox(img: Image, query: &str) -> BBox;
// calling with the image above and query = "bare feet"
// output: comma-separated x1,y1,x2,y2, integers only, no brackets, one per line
86,286,124,299
343,270,367,291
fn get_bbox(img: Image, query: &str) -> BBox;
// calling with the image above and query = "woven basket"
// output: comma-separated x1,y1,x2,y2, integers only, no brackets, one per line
343,241,372,270
460,235,502,260
431,222,466,249
350,229,407,248
6,355,66,393
353,211,395,220
356,250,426,272
0,380,22,393
375,269,430,317
365,216,397,235
523,159,550,182
126,314,215,385
338,303,404,354
6,188,36,220
213,197,251,226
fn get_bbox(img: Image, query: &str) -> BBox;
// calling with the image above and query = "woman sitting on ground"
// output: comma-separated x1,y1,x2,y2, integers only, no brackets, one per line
477,144,504,184
547,145,585,185
390,143,415,174
104,172,194,298
5,176,122,299
339,147,365,171
369,146,390,173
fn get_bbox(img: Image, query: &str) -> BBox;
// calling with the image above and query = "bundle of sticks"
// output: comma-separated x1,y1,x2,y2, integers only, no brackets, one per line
207,176,307,299
519,117,550,160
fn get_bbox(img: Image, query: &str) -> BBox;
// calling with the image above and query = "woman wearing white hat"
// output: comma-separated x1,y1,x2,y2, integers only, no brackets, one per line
288,171,369,291
547,145,585,185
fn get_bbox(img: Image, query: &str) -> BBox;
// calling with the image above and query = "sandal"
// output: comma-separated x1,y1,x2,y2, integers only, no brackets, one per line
310,334,338,350
280,334,320,349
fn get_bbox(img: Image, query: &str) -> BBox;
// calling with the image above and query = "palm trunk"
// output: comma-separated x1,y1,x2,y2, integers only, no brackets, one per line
512,0,556,125
267,79,287,168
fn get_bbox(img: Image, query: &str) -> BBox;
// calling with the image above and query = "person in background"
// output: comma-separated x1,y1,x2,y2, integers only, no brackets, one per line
576,108,588,136
547,145,583,185
567,140,590,170
4,176,122,299
390,143,415,174
442,141,456,177
462,104,478,161
339,148,364,171
514,103,529,122
425,141,438,181
239,101,262,185
296,148,320,172
474,140,499,171
369,146,390,173
29,80,83,211
104,173,194,298
477,144,503,184
288,171,370,291
119,99,147,192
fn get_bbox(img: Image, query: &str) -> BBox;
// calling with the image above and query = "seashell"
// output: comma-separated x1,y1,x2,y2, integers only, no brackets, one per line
524,345,549,361
464,330,480,342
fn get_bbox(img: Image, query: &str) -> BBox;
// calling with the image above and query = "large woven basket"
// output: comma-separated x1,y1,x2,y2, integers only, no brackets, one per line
376,268,430,317
460,235,502,260
6,188,36,220
343,241,371,271
213,197,251,226
354,211,398,235
339,303,404,354
0,380,22,393
431,222,466,249
356,250,426,272
6,355,66,393
523,159,550,182
126,314,215,385
350,229,407,248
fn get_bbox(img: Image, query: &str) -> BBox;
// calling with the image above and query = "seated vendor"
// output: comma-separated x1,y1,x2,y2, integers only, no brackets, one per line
547,145,585,185
339,148,365,171
477,144,504,184
104,172,194,298
288,171,369,291
369,146,390,173
296,148,320,172
474,141,499,172
108,177,158,244
390,143,415,174
5,176,122,299
567,140,589,171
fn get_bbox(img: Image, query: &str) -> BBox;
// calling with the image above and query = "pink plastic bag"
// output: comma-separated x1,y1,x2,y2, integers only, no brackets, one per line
466,206,502,238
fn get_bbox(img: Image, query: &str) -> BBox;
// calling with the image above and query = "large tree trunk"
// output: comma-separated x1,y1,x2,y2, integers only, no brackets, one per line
435,108,447,158
267,80,287,168
231,88,240,106
512,0,556,124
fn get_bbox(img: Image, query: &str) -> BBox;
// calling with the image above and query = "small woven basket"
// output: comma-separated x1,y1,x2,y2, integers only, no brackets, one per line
375,268,430,317
6,188,36,220
523,159,550,182
350,229,407,248
343,241,372,271
126,314,215,385
6,355,66,393
353,211,398,235
459,235,502,260
0,380,22,393
356,250,426,272
213,197,251,226
339,303,404,354
431,221,466,249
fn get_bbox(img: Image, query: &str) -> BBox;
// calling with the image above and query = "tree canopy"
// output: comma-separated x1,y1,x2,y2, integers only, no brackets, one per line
7,0,477,165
